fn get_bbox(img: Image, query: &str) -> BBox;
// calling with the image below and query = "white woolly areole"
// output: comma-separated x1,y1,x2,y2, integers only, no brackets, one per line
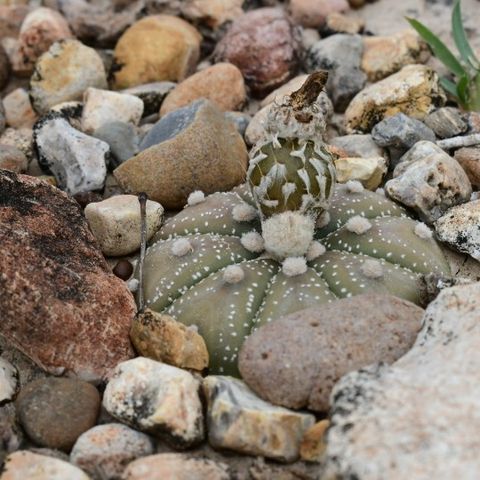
171,238,193,256
262,211,315,259
346,180,364,193
345,215,372,235
282,257,308,277
316,211,331,229
223,265,245,284
414,222,433,240
232,202,258,222
360,259,384,279
241,231,265,253
306,241,326,261
187,190,205,206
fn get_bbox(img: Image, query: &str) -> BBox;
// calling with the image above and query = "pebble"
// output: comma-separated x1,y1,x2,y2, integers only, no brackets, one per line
345,64,446,133
30,39,108,114
2,88,37,129
103,357,204,448
424,106,468,139
329,133,385,158
0,145,28,173
112,15,201,89
1,451,89,480
10,7,72,76
224,111,251,136
239,294,423,412
112,259,134,281
123,453,230,480
114,99,248,209
70,423,155,480
435,201,480,261
299,420,330,462
203,375,315,462
323,282,480,479
323,11,365,35
454,147,480,188
306,34,366,112
289,0,349,28
181,0,244,29
361,30,430,82
130,309,209,371
334,155,387,190
84,195,164,256
159,62,246,116
121,82,176,117
0,358,18,405
15,378,100,451
467,111,480,134
0,44,10,90
0,127,34,162
0,101,4,134
0,171,135,382
34,115,110,195
385,141,472,223
81,87,144,134
214,7,302,96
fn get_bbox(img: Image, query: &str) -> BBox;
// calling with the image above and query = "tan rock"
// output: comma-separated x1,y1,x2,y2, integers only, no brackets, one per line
300,419,330,462
160,63,246,116
334,155,387,190
325,12,364,34
181,0,244,29
130,309,209,371
454,147,480,188
0,145,27,173
345,64,446,133
112,15,201,89
2,88,37,128
289,0,350,28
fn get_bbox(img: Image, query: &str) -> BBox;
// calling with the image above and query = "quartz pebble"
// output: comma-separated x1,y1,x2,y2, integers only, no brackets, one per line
289,0,350,28
0,145,28,173
2,88,37,129
454,147,480,188
0,358,18,405
424,106,468,139
334,155,387,190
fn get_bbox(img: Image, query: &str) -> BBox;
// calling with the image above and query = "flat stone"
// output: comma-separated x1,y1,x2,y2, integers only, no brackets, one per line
0,171,135,382
0,358,18,405
334,155,387,190
121,82,176,116
0,145,28,173
103,357,204,448
385,141,472,223
345,64,446,133
203,375,315,462
424,107,468,139
84,195,164,256
289,0,350,28
2,88,37,129
323,282,480,479
454,147,480,187
70,423,155,480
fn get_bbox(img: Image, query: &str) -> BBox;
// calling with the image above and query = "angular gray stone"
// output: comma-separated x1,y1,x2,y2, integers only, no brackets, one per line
424,107,468,139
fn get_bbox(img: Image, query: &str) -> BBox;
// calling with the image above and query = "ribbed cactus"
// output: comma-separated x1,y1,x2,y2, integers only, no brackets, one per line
137,73,450,376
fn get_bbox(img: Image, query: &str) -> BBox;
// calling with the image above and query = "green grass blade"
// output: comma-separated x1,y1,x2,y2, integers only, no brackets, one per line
406,17,467,78
457,75,469,107
452,0,480,70
440,77,459,97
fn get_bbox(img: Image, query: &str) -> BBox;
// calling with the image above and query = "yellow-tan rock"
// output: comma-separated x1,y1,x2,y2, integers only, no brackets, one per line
300,419,330,462
334,156,387,190
181,0,244,29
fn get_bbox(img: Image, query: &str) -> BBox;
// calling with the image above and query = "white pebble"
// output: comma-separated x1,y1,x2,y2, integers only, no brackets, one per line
414,222,433,240
345,215,372,234
282,257,308,277
171,238,193,256
187,190,205,206
306,241,326,261
360,259,384,279
232,202,258,222
241,231,265,253
223,265,245,284
127,278,139,292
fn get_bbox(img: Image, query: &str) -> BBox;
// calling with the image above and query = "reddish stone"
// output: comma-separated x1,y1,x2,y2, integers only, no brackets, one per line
0,171,135,383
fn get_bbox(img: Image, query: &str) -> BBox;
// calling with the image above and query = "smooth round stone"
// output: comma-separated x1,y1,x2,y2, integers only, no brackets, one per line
15,378,101,451
239,294,424,412
2,88,37,129
111,15,201,89
0,145,28,173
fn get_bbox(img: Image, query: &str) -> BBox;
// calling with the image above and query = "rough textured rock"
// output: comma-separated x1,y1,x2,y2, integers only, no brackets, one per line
214,7,302,96
323,282,480,480
2,88,37,129
114,99,248,209
0,127,34,163
203,376,315,462
111,15,201,89
70,423,154,480
435,201,480,261
0,358,18,405
289,0,350,28
424,107,468,139
0,145,28,173
345,64,446,133
334,155,387,190
454,147,480,188
15,378,100,451
121,82,176,116
0,171,135,382
103,357,204,448
30,39,107,114
239,294,423,412
385,141,472,223
159,63,246,116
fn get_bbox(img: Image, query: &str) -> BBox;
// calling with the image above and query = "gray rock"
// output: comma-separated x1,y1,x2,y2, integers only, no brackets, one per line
0,101,5,135
122,81,176,116
202,376,315,463
323,282,480,480
0,43,10,91
385,141,472,223
306,34,367,112
424,106,468,139
329,133,386,159
0,358,18,406
239,294,423,412
0,145,28,173
224,111,251,137
33,115,110,195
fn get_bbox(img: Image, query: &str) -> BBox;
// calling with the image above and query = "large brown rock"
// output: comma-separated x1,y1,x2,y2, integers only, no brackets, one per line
0,171,135,382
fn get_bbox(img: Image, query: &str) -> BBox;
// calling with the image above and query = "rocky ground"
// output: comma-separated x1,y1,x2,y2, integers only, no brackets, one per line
1,0,480,479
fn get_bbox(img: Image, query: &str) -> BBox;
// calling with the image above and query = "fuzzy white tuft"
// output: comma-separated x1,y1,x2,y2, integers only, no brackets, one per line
346,180,364,193
262,211,315,259
171,238,193,256
360,259,384,279
241,231,265,253
187,190,205,206
282,257,308,277
127,278,139,292
232,202,258,222
414,222,433,240
316,211,331,229
345,215,372,234
306,241,326,261
223,264,245,284
375,187,385,197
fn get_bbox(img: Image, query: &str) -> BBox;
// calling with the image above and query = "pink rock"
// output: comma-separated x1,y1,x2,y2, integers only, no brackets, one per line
289,0,350,29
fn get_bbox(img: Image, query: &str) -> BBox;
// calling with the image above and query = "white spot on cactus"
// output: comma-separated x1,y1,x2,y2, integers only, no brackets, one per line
127,278,139,292
241,231,265,253
414,222,433,240
232,202,258,222
306,241,326,261
187,190,205,206
346,180,364,193
316,211,330,228
360,259,384,279
345,215,372,234
223,265,245,284
282,257,308,277
171,238,193,256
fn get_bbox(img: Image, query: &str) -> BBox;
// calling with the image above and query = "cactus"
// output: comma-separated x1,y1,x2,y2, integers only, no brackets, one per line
137,73,450,376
